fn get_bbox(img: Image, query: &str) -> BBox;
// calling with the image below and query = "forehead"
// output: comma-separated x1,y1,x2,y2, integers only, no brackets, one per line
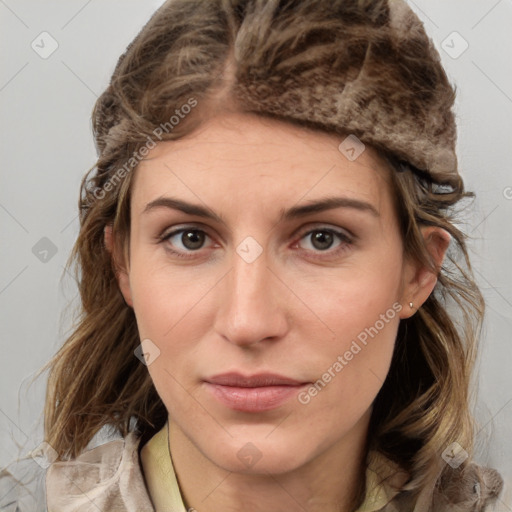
132,112,393,216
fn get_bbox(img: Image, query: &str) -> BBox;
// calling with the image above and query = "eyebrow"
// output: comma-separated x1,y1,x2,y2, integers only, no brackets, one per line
280,196,379,220
142,195,379,223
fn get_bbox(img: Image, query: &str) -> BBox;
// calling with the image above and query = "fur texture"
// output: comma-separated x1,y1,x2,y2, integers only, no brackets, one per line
382,461,505,512
232,0,458,184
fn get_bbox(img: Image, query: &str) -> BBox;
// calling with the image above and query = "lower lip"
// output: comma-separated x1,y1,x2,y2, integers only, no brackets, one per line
204,383,307,412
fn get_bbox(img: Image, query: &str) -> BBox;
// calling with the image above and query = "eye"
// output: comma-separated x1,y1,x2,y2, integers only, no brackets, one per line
160,227,214,258
295,227,353,257
159,224,354,260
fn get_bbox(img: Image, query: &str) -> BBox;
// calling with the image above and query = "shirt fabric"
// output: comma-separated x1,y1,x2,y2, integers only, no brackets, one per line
42,422,504,512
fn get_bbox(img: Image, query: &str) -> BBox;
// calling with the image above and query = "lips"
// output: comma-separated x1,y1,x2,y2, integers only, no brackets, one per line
203,372,309,412
205,372,305,387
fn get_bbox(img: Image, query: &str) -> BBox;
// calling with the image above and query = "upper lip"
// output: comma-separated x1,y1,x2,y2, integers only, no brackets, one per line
205,372,306,387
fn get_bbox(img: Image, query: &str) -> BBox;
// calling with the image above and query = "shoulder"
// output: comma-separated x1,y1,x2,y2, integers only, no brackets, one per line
45,431,155,512
432,460,504,512
382,460,505,512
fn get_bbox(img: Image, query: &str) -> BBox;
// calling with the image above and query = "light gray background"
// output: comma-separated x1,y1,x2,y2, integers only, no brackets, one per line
1,0,511,509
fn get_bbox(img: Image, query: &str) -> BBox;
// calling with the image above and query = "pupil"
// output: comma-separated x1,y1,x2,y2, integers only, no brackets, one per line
183,231,204,250
312,231,333,250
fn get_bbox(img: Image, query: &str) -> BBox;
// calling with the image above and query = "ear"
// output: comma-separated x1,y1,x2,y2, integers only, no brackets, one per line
399,226,451,319
104,224,133,308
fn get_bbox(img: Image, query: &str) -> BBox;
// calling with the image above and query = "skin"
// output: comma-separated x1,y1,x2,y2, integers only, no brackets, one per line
105,111,450,512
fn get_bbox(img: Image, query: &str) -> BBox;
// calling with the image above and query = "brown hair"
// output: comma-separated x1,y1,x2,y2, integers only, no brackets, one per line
42,0,483,503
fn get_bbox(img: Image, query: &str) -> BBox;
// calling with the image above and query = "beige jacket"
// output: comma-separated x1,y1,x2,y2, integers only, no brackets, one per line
1,426,504,511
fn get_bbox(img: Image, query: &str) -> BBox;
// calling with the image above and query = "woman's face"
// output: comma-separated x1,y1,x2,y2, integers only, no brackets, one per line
116,111,423,474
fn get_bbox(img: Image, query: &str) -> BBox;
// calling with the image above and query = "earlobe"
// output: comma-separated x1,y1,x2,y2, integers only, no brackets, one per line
399,226,451,319
103,224,134,308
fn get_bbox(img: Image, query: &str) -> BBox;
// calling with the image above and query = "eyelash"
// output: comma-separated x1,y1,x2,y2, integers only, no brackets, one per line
158,225,354,260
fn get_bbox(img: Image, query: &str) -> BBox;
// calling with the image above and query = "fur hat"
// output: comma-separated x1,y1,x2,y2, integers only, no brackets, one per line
232,0,458,184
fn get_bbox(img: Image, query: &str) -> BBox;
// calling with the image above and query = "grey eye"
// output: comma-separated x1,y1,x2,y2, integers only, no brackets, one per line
163,229,210,252
180,230,206,250
309,231,336,251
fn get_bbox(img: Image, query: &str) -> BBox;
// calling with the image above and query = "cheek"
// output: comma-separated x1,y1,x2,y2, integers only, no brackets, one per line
129,256,216,340
296,312,399,445
128,261,216,408
308,311,399,398
300,251,403,343
294,257,402,410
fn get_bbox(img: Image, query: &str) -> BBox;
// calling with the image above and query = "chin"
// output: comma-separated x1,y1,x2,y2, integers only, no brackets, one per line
200,434,314,475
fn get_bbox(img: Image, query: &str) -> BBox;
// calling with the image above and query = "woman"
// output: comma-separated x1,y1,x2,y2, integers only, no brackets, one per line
12,0,506,510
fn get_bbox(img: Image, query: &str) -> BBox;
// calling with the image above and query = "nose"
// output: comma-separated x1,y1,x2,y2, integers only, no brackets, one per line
214,244,289,348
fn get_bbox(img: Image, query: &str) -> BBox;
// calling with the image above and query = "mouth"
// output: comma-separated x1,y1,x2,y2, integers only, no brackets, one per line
203,372,310,412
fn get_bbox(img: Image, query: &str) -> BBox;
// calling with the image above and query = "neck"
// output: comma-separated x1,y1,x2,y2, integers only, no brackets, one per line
168,411,371,512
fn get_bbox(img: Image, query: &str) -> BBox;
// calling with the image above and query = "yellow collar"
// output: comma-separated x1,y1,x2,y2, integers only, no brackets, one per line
140,421,408,512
